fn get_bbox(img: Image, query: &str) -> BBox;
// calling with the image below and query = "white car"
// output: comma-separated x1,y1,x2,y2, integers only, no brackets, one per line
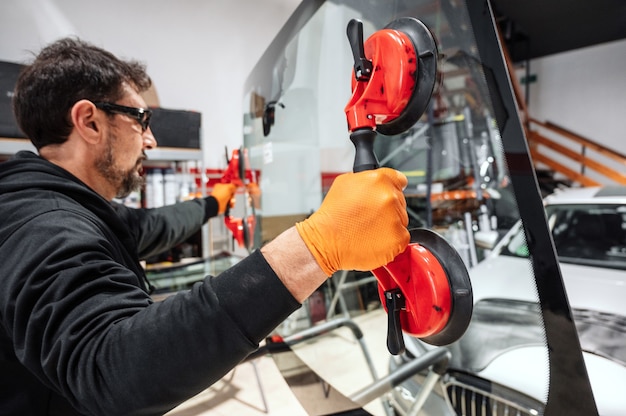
389,186,626,416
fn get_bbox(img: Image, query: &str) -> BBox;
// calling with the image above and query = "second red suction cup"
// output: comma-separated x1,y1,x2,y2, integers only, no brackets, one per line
374,229,472,353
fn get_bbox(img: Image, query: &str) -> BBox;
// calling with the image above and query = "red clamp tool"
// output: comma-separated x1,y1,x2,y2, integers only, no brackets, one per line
344,18,473,354
221,147,258,251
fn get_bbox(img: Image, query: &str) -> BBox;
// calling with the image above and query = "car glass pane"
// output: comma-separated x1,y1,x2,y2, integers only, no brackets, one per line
243,0,603,415
548,204,626,270
506,229,529,257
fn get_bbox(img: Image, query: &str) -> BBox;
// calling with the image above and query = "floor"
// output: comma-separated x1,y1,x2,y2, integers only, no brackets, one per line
164,309,391,416
164,354,308,416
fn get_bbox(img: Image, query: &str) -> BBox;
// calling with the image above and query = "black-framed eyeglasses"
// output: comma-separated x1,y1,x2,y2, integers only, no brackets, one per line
93,102,152,132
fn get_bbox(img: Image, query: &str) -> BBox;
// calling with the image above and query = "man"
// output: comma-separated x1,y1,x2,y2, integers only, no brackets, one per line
0,38,409,415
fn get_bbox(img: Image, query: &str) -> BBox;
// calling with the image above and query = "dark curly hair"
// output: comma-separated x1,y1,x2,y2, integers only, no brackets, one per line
13,37,152,150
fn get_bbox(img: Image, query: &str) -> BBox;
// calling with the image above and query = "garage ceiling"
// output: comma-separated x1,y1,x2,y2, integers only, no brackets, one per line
490,0,626,62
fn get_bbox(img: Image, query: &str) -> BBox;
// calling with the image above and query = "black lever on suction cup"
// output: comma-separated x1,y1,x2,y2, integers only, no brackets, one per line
347,19,373,81
385,288,406,355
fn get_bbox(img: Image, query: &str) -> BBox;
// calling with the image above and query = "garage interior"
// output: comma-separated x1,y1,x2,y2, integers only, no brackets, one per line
0,0,625,415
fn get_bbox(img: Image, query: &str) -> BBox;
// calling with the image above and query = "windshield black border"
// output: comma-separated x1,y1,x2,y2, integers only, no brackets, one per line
467,0,598,414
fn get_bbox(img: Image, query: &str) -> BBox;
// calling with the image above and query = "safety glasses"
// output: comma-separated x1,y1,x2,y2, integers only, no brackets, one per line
94,101,152,132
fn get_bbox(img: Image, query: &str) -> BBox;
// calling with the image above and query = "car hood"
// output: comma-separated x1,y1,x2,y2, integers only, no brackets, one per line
469,254,626,317
466,254,626,366
557,262,625,315
477,345,626,416
432,253,626,414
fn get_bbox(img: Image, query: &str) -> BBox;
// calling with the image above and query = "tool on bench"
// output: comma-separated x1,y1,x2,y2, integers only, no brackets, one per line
344,17,473,354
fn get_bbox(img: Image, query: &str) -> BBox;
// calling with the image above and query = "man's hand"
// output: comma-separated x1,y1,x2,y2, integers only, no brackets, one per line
211,183,237,214
295,168,410,276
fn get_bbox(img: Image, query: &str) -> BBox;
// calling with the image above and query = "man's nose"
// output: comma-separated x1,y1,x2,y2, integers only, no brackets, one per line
143,127,157,149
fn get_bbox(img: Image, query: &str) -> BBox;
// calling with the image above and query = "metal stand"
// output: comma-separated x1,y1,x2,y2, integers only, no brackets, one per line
248,359,269,413
326,270,378,320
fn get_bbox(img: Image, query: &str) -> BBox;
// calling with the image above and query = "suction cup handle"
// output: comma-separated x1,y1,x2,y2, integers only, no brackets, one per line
350,128,379,172
347,19,373,81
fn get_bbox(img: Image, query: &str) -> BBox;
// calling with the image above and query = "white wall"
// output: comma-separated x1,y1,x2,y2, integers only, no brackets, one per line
2,1,623,168
526,38,626,154
0,0,302,169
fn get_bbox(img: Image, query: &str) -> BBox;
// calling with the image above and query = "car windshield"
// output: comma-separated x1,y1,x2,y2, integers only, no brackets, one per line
548,204,626,270
501,203,626,271
241,0,604,413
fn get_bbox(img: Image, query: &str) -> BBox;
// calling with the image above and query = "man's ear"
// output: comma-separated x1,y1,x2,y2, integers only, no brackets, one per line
71,99,104,144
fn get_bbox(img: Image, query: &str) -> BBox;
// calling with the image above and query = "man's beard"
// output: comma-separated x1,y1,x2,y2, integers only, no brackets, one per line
96,136,146,199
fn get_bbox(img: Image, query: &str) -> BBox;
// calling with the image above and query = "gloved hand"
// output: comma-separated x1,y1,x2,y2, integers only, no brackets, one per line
211,183,237,214
295,168,410,276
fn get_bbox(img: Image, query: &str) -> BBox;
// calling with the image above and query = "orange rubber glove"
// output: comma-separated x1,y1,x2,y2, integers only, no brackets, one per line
211,183,237,214
295,168,410,276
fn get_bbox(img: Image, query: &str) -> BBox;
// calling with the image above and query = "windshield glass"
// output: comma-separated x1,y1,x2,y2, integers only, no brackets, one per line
499,204,626,271
548,204,626,270
242,0,602,414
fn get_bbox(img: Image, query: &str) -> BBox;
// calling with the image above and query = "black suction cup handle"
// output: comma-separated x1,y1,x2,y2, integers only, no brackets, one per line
347,19,373,81
350,128,379,172
385,288,406,355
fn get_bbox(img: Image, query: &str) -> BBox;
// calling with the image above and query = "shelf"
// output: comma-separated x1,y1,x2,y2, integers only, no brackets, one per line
146,147,202,161
0,138,202,162
0,137,35,155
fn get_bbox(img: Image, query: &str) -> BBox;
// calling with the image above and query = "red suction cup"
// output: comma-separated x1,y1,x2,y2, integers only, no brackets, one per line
345,17,438,137
344,18,472,355
374,229,472,352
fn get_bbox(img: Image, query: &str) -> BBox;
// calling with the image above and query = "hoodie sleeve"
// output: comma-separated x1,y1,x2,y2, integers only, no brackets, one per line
118,196,219,260
0,208,300,416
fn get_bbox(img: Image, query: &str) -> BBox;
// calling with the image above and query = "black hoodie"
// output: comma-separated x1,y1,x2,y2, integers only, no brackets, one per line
0,151,299,415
